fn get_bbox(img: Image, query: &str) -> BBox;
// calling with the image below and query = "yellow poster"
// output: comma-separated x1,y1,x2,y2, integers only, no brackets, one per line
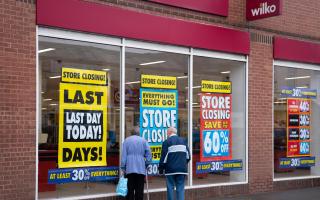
58,83,108,168
141,74,177,89
201,80,232,94
62,67,107,85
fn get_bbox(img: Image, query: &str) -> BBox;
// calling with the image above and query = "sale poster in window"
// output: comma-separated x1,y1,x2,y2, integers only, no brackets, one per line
200,93,232,161
46,68,120,184
199,81,232,162
140,88,178,162
58,68,108,168
287,98,311,157
139,74,178,175
195,80,244,174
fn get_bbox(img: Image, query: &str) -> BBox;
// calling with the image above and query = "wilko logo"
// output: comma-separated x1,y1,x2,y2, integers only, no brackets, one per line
251,2,276,16
247,0,282,21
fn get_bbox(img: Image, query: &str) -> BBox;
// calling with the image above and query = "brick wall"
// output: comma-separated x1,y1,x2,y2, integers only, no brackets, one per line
249,0,320,40
1,0,319,199
0,0,36,200
248,33,274,193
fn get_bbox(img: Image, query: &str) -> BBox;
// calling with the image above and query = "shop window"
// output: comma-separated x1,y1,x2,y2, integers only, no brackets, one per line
39,37,121,198
192,56,247,184
38,33,248,199
274,66,320,179
124,47,189,189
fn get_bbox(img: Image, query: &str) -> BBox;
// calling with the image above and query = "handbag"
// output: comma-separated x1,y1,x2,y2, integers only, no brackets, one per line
116,176,128,197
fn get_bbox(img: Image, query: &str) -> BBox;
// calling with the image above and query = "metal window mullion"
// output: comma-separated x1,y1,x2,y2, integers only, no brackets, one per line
272,59,275,181
188,48,194,186
35,26,40,200
245,55,249,183
119,38,126,170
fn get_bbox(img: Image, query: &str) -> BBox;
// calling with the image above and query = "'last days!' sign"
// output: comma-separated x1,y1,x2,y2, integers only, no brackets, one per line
58,68,108,168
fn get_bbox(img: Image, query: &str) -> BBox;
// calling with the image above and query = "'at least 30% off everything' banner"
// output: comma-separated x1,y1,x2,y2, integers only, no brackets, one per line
140,74,178,175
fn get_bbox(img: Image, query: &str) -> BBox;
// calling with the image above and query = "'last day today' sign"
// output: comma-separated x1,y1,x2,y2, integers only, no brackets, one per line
58,68,108,168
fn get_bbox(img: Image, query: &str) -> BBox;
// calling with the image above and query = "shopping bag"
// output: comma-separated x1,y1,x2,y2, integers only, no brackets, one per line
116,176,128,197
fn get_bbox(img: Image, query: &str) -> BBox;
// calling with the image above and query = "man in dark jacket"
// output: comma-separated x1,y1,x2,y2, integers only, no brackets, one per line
159,127,190,200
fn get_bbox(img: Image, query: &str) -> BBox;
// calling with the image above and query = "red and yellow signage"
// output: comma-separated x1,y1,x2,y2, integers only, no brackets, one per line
201,80,231,94
200,92,232,162
287,98,311,157
141,74,177,89
62,68,107,85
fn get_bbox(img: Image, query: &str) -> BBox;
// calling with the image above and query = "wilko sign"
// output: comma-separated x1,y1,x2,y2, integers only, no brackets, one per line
246,0,282,21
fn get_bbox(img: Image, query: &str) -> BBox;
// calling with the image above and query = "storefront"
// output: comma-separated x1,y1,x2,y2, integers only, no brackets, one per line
273,37,320,181
36,0,249,198
37,28,248,199
1,0,320,200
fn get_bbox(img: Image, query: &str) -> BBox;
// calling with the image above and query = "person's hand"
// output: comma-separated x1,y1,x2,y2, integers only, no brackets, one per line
158,167,164,175
120,169,125,177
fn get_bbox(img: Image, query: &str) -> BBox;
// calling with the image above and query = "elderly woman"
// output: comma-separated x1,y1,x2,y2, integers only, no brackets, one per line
121,127,152,200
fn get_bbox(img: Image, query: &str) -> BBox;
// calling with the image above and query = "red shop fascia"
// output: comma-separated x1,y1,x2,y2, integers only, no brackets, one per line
36,0,249,55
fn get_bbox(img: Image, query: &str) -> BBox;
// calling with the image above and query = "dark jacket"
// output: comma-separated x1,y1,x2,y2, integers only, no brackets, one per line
159,135,190,175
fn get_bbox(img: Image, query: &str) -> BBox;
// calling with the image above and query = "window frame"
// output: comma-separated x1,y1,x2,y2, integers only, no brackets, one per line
273,60,320,182
36,26,249,199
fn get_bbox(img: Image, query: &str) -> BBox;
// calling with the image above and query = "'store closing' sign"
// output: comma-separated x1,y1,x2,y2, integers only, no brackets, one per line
58,69,108,169
140,88,178,163
200,92,232,161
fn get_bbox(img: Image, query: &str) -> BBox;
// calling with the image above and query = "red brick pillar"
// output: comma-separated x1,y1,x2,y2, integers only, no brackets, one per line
248,32,274,193
0,1,36,199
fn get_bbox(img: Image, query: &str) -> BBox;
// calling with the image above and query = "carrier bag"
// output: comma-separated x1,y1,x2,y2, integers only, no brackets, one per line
116,176,128,197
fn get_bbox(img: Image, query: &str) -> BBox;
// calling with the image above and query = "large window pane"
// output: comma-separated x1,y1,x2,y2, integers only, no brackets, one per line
39,37,120,199
192,56,246,185
125,47,189,189
274,66,320,179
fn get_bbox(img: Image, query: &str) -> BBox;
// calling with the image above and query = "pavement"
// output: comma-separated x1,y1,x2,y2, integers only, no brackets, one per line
204,187,320,200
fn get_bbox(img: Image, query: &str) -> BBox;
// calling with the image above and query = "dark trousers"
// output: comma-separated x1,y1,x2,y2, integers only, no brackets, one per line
126,173,145,200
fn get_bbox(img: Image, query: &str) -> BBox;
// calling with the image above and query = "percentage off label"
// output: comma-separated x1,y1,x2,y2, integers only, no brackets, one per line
280,87,317,99
146,164,159,176
300,142,310,155
196,160,242,174
279,157,315,168
202,130,230,157
287,98,311,157
48,166,118,184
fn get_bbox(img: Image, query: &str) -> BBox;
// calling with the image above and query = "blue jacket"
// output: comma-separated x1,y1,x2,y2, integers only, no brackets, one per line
159,135,190,175
121,135,152,175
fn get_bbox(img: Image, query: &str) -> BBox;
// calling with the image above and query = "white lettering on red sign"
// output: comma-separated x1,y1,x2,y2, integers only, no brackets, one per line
251,2,277,17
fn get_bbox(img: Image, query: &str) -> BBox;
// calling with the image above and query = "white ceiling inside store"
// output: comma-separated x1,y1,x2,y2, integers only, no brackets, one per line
39,37,244,110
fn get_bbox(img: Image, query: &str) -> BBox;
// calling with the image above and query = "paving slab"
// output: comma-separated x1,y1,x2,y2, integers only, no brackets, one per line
202,187,320,200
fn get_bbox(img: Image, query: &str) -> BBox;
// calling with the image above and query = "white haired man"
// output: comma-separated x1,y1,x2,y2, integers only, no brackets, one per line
159,127,190,200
